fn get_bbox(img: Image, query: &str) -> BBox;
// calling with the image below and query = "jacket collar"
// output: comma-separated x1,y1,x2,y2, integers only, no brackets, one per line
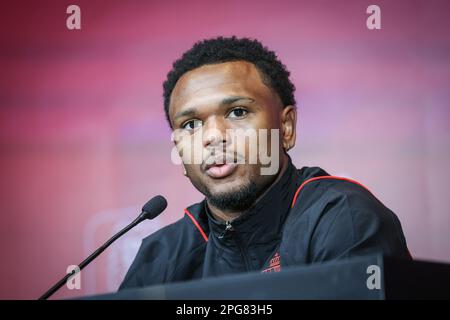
204,158,301,247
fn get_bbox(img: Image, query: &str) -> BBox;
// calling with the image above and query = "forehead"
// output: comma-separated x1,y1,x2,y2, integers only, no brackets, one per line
169,61,277,118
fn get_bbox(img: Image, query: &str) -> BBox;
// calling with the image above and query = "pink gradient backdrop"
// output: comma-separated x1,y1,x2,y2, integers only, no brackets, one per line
1,0,449,299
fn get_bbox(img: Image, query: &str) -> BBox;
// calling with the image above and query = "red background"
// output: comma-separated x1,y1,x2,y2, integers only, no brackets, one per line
1,0,449,299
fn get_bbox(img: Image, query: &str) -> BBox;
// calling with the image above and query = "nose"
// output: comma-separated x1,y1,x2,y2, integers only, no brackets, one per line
202,116,228,149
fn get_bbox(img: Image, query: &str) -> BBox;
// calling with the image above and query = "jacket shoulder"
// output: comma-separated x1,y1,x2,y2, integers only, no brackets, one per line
284,174,410,263
119,202,207,290
291,173,384,213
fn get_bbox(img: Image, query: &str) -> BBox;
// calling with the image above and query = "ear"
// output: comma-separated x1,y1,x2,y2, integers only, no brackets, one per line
280,105,297,151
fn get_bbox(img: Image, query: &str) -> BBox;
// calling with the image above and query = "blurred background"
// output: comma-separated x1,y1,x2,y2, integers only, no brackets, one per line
0,0,449,299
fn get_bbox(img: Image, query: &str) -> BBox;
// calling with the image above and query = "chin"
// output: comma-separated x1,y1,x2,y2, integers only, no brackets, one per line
207,179,244,196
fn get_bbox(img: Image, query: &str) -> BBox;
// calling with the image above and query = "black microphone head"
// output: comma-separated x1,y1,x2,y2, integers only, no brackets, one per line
140,195,167,220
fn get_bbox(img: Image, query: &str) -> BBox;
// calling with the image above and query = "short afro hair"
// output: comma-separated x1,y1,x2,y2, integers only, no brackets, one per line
163,36,296,127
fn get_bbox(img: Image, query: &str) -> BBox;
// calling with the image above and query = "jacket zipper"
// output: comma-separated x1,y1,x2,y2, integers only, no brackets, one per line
217,220,251,271
233,231,251,271
218,220,233,239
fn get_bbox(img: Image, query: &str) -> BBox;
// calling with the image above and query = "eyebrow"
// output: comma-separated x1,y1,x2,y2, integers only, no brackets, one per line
173,96,255,121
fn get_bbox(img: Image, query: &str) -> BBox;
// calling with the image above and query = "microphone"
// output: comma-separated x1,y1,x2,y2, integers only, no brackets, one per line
39,195,168,300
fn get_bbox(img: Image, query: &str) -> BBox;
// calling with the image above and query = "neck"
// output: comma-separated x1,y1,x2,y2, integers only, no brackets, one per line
207,154,290,223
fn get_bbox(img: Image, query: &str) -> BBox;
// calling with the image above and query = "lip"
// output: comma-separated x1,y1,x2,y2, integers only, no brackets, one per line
205,162,238,179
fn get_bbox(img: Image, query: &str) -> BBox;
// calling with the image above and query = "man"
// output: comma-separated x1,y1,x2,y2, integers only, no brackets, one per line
119,36,410,290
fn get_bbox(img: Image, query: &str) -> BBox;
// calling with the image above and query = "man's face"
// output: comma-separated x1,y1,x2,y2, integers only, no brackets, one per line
168,61,290,212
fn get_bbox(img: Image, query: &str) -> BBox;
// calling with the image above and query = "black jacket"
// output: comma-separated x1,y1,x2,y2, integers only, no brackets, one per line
119,161,410,290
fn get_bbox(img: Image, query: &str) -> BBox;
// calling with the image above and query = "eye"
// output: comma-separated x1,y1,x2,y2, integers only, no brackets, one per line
228,107,248,119
182,119,202,130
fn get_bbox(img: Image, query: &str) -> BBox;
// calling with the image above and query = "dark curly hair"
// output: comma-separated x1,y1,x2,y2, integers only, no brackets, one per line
163,36,296,127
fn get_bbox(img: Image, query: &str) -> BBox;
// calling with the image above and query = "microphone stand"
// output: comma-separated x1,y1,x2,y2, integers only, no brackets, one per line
39,215,142,300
